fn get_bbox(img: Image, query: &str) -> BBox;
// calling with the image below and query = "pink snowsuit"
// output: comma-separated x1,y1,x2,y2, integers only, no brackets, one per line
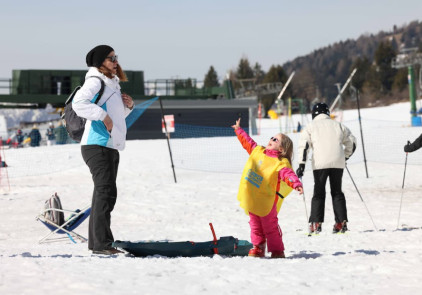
235,128,302,252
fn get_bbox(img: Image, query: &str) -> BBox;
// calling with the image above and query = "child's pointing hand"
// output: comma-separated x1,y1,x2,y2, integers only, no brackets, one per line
231,118,241,130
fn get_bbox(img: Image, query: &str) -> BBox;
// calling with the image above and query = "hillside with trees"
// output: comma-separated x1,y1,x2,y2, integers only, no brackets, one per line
204,20,422,115
281,20,422,109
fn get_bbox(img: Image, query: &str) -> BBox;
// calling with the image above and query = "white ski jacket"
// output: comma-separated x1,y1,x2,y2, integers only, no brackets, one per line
72,67,132,151
297,114,356,170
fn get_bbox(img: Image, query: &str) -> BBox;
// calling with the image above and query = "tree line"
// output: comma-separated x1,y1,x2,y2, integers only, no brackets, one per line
203,19,422,113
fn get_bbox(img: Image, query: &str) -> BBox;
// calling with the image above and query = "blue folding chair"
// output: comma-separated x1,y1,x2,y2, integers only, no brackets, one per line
37,205,91,244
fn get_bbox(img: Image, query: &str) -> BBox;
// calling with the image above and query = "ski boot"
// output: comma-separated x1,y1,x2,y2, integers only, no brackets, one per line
340,221,348,233
333,221,348,234
248,242,266,258
333,222,342,233
309,222,322,235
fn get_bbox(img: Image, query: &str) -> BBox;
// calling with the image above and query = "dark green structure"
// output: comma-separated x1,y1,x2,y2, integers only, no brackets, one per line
0,69,144,108
11,69,145,96
0,70,235,108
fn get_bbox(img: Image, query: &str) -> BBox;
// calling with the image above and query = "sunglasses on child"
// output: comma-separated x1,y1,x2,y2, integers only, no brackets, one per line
105,55,118,62
270,137,280,143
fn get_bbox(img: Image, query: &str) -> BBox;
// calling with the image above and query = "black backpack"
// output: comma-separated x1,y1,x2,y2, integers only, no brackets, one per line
62,76,105,142
43,193,65,226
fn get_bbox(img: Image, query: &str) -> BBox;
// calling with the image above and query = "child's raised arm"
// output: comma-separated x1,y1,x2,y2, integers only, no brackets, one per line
232,118,257,154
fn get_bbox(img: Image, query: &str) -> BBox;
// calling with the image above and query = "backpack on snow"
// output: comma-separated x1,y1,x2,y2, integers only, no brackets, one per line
43,193,65,226
61,76,105,142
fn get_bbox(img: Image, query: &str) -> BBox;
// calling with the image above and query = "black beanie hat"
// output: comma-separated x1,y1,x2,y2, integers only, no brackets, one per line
86,45,114,67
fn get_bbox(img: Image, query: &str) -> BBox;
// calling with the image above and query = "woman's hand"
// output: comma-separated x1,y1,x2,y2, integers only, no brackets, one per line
295,186,304,195
103,114,113,132
231,118,241,130
122,93,134,109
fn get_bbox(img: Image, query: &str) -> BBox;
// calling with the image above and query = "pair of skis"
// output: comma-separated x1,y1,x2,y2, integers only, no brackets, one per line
307,227,348,237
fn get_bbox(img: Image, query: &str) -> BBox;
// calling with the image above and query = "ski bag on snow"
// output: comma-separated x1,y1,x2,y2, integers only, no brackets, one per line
113,236,253,257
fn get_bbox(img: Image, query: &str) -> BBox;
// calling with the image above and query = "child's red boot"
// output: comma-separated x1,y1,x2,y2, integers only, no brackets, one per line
248,243,266,258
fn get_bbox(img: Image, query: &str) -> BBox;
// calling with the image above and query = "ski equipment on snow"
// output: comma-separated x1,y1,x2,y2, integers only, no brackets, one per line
308,222,322,236
397,150,409,229
333,221,348,234
346,166,378,231
112,236,253,258
300,177,309,229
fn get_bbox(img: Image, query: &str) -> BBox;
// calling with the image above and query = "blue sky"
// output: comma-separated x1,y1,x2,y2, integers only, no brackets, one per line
1,0,422,84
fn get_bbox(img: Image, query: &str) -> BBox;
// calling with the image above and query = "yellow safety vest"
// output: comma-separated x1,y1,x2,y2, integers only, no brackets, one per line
237,146,293,217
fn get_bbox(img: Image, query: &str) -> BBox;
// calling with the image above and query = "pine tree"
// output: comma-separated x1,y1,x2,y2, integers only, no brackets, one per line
351,57,371,91
236,58,254,79
203,66,220,88
374,41,397,92
253,62,266,84
260,65,290,116
263,65,287,84
175,78,194,89
392,68,409,91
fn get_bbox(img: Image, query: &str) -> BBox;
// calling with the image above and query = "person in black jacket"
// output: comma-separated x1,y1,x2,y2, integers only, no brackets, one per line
46,122,56,146
404,134,422,153
29,124,42,147
54,121,68,144
16,129,24,147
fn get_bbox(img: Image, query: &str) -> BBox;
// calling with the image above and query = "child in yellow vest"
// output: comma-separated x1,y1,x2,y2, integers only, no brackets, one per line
232,118,303,258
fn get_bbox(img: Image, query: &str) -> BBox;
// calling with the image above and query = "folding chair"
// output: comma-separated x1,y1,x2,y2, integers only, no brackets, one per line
36,205,91,244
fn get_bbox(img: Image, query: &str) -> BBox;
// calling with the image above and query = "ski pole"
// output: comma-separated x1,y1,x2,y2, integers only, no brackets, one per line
345,166,378,231
397,150,408,229
300,177,309,224
159,97,177,183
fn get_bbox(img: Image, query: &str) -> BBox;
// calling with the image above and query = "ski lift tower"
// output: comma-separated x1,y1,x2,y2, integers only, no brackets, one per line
392,47,422,126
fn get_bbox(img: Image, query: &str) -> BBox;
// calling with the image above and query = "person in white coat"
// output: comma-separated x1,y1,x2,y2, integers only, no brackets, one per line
296,103,356,234
72,45,134,255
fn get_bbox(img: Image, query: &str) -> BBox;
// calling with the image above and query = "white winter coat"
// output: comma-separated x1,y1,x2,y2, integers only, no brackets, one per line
72,67,132,151
297,114,356,170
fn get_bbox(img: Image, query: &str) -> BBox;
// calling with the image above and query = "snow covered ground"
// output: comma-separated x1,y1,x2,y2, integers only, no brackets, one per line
0,101,422,294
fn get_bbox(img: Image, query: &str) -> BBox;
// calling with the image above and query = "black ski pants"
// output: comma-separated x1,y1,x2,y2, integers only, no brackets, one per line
309,168,348,224
81,145,119,251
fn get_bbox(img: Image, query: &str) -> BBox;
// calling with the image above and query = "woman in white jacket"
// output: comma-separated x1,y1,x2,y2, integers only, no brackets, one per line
296,103,356,235
73,45,134,255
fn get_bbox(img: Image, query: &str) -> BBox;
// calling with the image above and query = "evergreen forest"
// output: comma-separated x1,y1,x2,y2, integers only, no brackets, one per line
203,20,422,114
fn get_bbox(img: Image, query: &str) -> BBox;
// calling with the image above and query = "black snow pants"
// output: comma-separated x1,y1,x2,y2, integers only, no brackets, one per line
309,168,348,224
81,145,119,251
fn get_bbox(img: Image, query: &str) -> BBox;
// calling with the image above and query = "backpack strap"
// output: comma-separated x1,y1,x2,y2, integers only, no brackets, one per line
86,76,105,104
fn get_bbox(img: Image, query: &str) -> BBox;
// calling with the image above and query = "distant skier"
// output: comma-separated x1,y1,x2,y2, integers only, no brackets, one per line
28,124,42,147
16,129,24,148
296,103,356,235
404,134,422,153
6,129,24,148
54,121,68,144
46,122,56,146
232,117,303,259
